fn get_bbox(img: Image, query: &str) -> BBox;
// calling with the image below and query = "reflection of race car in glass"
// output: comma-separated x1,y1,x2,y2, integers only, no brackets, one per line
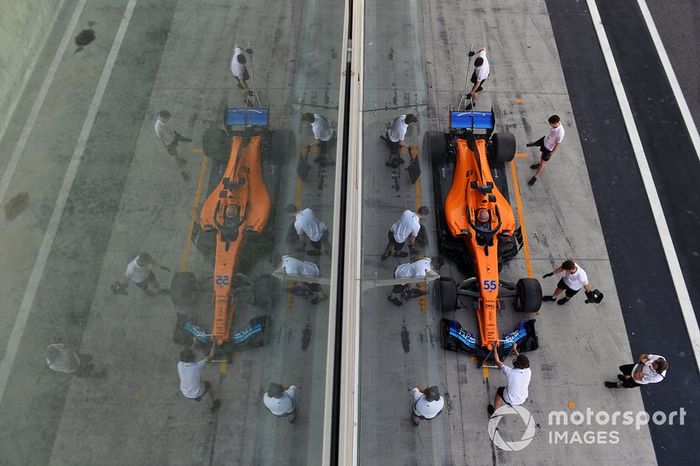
170,108,274,347
428,110,541,360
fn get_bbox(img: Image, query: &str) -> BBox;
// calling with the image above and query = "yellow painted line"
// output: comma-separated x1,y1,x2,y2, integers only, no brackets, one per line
509,160,534,278
285,282,294,311
295,176,303,208
515,152,528,158
191,147,203,154
219,360,227,374
179,156,209,272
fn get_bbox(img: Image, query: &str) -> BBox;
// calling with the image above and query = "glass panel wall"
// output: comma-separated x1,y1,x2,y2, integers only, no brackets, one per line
0,1,346,465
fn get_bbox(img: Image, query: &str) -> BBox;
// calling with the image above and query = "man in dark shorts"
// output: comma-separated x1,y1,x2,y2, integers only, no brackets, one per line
541,260,593,305
527,114,565,186
123,253,168,297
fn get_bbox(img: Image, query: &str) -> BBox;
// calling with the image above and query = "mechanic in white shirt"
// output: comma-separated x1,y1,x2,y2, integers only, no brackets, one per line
154,110,192,181
466,47,490,108
542,259,592,305
411,385,445,425
381,113,418,166
123,253,166,296
279,254,327,304
301,113,335,163
606,353,668,389
381,206,430,260
263,383,298,422
387,256,443,306
527,114,565,185
286,204,330,256
230,46,250,90
177,344,220,412
488,343,531,416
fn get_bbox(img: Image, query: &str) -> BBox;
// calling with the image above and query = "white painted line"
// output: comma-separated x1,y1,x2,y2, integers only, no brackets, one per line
0,0,89,207
0,0,69,148
637,0,700,163
0,0,139,403
587,0,700,366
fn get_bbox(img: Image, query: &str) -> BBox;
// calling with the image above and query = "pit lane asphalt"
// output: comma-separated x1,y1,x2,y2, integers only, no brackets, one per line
546,1,700,464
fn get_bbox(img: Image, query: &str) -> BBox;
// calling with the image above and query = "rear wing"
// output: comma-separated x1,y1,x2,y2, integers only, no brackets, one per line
225,108,269,127
449,110,494,131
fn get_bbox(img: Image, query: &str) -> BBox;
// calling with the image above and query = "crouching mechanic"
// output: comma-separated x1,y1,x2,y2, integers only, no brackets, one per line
411,385,444,425
277,254,328,304
488,343,531,416
542,260,593,305
387,256,443,306
263,383,298,422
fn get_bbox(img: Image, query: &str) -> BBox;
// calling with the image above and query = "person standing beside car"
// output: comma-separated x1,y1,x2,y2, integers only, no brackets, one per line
541,260,592,305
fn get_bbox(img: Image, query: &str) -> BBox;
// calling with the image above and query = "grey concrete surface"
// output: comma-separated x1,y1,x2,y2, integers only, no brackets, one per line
0,0,69,141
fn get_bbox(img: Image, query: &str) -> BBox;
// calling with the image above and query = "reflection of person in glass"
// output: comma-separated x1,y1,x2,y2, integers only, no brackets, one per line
301,113,334,165
286,204,330,256
276,254,328,304
263,383,298,423
474,208,491,232
213,203,241,249
230,45,250,90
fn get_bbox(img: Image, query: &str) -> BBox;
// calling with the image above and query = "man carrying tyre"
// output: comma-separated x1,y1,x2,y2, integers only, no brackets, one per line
541,260,593,305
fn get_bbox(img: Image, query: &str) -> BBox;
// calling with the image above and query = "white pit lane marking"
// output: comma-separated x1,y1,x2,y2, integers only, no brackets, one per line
587,0,700,365
0,0,140,403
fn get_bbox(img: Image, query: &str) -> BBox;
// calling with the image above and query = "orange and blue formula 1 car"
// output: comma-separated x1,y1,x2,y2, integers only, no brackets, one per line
199,125,270,345
429,110,541,360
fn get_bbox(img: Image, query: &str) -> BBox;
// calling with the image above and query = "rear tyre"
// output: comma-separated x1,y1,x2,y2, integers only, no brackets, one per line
439,277,458,312
515,278,542,313
428,131,447,162
489,132,516,164
202,128,231,163
171,272,198,307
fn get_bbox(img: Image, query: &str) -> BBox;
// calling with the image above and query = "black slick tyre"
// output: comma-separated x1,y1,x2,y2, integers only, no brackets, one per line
515,278,542,313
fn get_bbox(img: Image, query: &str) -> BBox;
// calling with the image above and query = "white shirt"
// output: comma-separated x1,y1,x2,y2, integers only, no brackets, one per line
390,210,421,243
282,255,320,277
562,264,588,291
543,124,565,151
230,47,245,77
412,388,444,419
177,360,206,399
294,208,328,242
263,386,297,415
125,256,151,283
311,114,334,141
387,115,409,143
154,117,175,146
501,365,531,405
395,258,432,279
474,50,490,81
635,355,667,385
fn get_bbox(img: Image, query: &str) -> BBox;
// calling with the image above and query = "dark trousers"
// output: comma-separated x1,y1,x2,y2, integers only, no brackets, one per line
619,364,641,388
